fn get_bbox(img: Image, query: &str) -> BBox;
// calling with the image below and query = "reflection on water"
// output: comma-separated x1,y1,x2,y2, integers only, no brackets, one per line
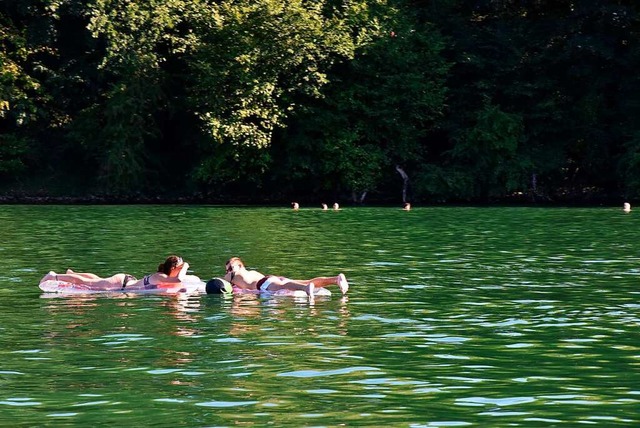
0,206,639,425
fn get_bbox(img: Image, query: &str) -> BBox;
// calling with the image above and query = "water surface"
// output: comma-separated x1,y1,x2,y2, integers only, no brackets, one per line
0,205,638,426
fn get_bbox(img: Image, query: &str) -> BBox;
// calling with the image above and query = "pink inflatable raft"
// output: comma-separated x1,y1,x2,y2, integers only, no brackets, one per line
39,277,331,297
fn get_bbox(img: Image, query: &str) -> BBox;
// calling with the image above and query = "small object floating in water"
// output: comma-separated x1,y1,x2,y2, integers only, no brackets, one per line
623,202,631,213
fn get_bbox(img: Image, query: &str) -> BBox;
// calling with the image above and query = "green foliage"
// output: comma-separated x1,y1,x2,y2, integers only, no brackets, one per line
192,139,271,193
277,3,449,201
618,132,640,199
1,0,640,203
70,76,163,193
433,0,640,201
188,0,357,150
0,133,29,175
447,103,527,200
322,135,387,196
87,0,199,70
0,0,60,177
0,32,32,177
76,0,200,193
0,33,41,127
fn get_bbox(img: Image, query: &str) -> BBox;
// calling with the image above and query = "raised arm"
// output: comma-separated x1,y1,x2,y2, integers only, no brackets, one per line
153,261,190,287
176,262,189,280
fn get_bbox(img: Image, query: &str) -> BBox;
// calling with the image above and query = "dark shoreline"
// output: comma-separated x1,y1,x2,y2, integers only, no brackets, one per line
0,193,628,207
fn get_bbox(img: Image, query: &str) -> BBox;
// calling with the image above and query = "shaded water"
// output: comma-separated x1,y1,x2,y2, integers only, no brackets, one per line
1,205,639,426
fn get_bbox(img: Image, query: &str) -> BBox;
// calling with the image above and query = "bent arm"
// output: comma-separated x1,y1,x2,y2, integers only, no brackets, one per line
155,262,190,287
177,262,189,280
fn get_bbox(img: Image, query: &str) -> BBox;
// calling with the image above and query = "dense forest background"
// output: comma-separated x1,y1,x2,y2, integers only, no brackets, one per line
2,0,639,205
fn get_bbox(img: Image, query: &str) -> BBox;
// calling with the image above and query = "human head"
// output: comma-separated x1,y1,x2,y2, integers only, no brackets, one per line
225,257,244,273
158,255,184,275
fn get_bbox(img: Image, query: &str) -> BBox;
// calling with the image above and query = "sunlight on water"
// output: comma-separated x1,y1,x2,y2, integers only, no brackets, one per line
0,206,639,425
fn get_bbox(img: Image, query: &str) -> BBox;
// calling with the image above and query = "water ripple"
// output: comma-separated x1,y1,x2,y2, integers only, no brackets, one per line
195,400,258,408
278,366,381,378
3,206,640,426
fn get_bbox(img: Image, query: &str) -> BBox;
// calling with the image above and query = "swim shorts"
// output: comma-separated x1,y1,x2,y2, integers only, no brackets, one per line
256,275,288,291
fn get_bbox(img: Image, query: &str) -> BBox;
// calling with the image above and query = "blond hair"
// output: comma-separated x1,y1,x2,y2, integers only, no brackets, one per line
225,257,244,268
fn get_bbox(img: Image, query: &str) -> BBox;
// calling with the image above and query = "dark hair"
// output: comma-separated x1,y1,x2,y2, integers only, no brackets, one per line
158,255,183,275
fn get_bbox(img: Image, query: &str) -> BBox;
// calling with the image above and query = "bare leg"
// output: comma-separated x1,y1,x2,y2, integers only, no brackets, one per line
289,276,336,287
41,272,91,285
44,273,125,290
264,278,315,296
289,274,349,294
42,271,106,284
66,270,101,279
52,273,98,285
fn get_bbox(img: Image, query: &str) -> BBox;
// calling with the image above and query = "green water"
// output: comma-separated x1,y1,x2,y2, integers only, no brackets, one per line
1,205,639,426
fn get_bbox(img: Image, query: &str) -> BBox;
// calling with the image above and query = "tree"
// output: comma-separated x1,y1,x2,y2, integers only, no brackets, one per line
0,0,58,180
445,103,527,201
188,0,359,188
69,0,203,193
275,2,449,202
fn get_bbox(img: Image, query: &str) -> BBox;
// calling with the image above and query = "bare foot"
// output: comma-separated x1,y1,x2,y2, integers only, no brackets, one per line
337,273,349,294
66,269,75,274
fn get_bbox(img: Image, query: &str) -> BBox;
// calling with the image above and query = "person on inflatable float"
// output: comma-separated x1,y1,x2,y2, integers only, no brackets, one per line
40,255,190,292
223,257,349,297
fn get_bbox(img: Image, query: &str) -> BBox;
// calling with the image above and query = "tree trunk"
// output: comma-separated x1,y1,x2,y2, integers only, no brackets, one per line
396,165,409,203
351,191,368,204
